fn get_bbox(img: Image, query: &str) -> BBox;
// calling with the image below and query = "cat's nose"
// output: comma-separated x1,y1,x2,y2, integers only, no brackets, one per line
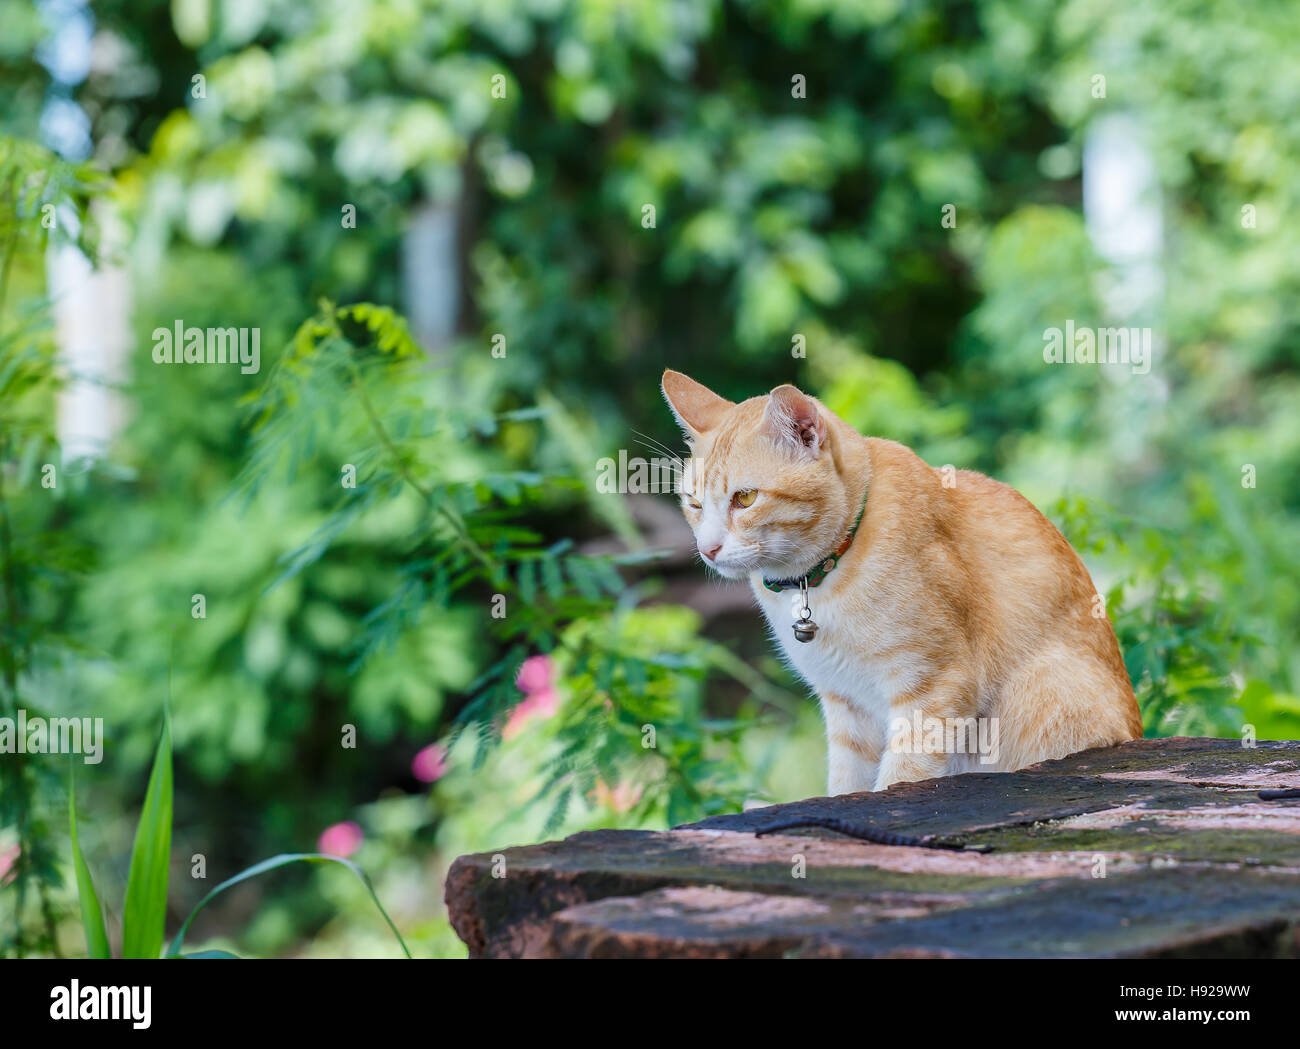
700,541,723,561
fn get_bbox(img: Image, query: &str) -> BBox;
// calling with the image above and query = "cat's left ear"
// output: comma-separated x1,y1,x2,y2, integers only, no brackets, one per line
661,370,734,439
764,385,827,458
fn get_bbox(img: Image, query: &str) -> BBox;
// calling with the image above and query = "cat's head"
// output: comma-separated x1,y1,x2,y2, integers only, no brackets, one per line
661,370,855,581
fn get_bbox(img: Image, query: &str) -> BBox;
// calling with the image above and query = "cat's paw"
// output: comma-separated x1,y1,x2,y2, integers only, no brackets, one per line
826,762,878,796
874,755,945,792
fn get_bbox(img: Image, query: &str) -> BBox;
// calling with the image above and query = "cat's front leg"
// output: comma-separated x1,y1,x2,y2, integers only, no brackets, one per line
820,692,880,795
827,748,878,795
875,680,970,791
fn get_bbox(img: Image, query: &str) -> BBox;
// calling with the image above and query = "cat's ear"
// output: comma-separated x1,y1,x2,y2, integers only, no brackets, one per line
764,384,827,458
661,370,734,439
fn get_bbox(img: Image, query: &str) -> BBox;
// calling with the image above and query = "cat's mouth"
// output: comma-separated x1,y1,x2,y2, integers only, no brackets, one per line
710,546,792,581
700,544,757,579
708,541,818,582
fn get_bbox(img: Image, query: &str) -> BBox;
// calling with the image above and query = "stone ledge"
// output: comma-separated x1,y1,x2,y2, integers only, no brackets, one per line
445,738,1300,958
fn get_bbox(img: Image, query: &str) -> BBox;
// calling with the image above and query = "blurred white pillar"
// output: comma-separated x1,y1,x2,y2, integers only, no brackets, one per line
1082,114,1168,464
51,203,131,463
1083,113,1164,319
401,201,459,352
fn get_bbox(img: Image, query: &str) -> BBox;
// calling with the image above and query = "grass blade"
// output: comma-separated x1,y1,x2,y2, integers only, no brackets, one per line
167,852,411,959
121,716,173,959
68,773,111,959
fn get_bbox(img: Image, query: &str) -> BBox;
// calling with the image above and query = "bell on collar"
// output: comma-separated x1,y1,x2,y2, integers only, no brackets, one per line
793,578,818,642
793,618,819,643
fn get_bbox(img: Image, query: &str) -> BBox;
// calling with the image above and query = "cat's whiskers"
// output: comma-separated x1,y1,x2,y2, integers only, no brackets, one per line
631,430,698,495
626,435,691,494
630,431,687,462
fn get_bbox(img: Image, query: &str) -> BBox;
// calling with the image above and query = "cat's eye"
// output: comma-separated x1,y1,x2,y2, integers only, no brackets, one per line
685,496,702,511
733,489,758,508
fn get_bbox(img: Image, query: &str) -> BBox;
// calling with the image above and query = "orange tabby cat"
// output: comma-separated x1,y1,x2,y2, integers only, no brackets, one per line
662,370,1142,794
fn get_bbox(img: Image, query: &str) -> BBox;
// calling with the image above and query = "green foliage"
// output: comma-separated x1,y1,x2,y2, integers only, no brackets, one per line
120,716,172,958
1236,682,1300,744
167,852,410,960
68,776,110,959
1053,494,1262,738
238,300,766,827
536,605,752,830
68,713,409,958
0,134,108,957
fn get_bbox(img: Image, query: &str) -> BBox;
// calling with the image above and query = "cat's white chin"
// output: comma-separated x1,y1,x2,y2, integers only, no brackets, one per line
709,560,754,581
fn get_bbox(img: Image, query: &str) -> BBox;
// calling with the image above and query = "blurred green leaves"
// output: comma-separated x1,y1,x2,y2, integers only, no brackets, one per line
67,712,408,958
121,717,172,958
167,852,411,959
68,775,110,959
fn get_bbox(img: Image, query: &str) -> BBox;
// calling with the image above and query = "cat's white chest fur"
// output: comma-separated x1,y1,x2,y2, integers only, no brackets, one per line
750,569,940,794
749,571,925,719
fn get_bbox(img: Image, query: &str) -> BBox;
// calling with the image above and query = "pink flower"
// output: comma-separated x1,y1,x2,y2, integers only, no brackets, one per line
502,655,561,740
591,779,642,813
411,743,448,783
317,821,363,858
0,844,18,885
515,654,554,695
502,687,560,740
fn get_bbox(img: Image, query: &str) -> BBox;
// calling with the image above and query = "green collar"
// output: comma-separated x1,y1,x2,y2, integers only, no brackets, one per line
762,483,869,593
